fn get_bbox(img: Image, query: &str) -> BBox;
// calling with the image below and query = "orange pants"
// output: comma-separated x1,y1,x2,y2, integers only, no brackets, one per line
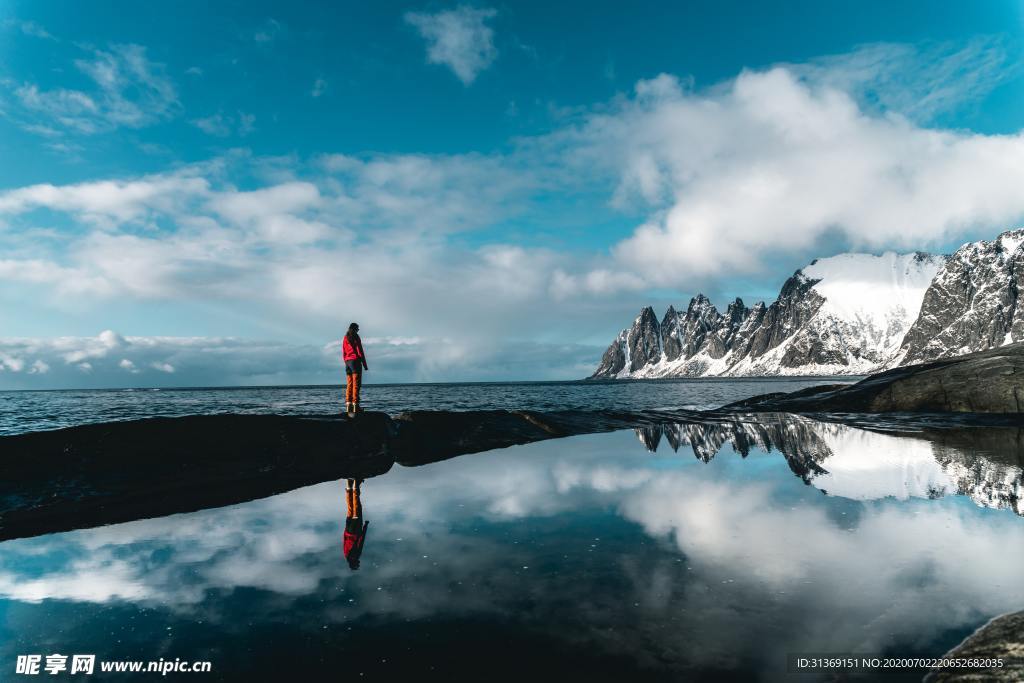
345,372,362,405
346,482,362,518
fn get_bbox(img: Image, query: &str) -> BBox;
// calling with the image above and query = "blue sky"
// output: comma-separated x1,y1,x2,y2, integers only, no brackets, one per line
1,0,1024,387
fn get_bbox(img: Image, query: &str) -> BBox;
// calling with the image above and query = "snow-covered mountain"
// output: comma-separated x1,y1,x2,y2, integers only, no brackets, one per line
897,229,1024,366
592,250,945,378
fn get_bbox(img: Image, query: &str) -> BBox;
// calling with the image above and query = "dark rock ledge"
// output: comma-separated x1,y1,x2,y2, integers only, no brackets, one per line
924,610,1024,682
0,408,703,542
723,342,1024,414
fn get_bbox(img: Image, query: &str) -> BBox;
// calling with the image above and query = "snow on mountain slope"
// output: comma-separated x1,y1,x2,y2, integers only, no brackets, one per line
592,251,945,378
803,252,942,362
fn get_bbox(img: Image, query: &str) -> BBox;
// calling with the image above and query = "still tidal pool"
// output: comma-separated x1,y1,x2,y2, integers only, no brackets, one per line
1,415,1022,681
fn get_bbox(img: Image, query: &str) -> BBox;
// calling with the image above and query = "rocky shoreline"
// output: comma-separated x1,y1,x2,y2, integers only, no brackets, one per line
723,343,1024,414
925,611,1024,682
3,343,1022,543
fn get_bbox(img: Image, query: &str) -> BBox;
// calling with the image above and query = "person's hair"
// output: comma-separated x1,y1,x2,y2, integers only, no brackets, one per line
346,322,359,343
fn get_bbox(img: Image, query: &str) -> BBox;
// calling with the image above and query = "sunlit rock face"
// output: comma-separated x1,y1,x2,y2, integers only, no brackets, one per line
635,414,1024,515
900,229,1024,366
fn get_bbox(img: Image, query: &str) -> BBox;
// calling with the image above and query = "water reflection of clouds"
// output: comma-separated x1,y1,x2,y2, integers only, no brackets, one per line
621,470,1024,652
2,425,1023,675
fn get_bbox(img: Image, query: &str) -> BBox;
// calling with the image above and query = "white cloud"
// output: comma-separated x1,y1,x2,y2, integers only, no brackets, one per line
0,153,544,321
2,19,55,40
0,353,25,372
405,6,498,85
311,77,327,98
191,114,231,137
253,18,283,43
191,111,256,137
0,170,210,228
790,38,1016,124
61,329,124,363
0,332,599,388
2,42,1024,383
209,181,320,222
558,67,1024,286
318,152,532,236
12,44,179,134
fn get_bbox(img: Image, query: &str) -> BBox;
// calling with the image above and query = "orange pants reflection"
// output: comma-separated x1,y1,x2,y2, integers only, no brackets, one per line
345,482,362,519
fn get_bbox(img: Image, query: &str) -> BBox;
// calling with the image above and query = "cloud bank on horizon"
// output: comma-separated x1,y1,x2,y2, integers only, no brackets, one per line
1,2,1023,386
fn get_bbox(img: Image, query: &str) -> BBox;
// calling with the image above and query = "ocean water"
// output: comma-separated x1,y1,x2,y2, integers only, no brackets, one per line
1,414,1021,681
0,377,855,435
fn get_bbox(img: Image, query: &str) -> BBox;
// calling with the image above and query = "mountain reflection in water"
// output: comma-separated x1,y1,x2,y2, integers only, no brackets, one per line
2,415,1023,681
635,414,1024,515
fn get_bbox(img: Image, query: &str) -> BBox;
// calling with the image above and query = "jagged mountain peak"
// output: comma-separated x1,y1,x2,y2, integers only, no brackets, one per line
635,305,657,321
591,231,1024,379
947,228,1024,262
686,294,720,317
593,248,946,378
725,298,748,318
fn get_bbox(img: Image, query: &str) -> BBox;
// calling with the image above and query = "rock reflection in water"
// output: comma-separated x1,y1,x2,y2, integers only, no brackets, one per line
635,414,1024,515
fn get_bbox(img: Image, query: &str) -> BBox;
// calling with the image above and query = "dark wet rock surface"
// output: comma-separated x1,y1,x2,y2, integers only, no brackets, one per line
925,610,1024,681
0,407,707,541
0,414,397,542
725,343,1024,414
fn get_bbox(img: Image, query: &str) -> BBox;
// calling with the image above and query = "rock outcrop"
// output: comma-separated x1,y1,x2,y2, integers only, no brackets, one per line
724,342,1024,414
0,414,397,542
925,610,1024,682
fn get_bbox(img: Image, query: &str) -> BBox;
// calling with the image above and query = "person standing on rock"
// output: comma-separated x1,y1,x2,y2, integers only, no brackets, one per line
342,322,368,416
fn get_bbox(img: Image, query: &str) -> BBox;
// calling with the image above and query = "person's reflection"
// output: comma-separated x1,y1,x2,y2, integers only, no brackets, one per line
343,478,369,570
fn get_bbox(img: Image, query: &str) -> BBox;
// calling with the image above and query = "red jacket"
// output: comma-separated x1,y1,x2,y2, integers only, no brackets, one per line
342,335,366,364
343,528,366,556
